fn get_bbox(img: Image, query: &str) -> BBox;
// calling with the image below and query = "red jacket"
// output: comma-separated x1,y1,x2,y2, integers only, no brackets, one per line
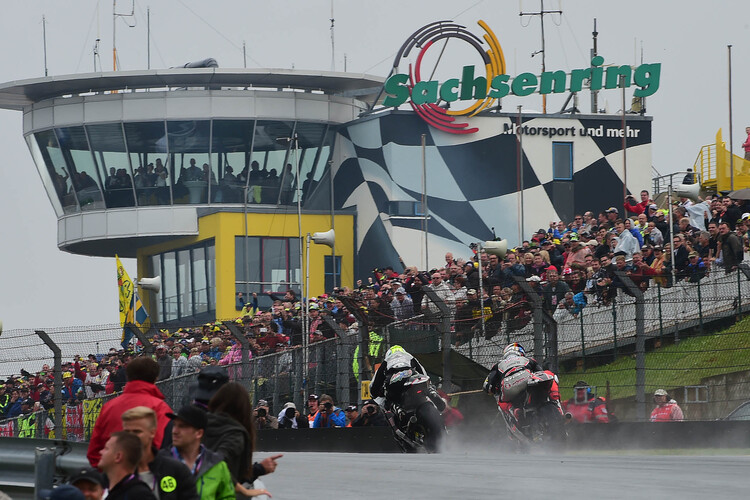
86,380,172,467
624,199,650,216
650,402,684,422
563,397,609,423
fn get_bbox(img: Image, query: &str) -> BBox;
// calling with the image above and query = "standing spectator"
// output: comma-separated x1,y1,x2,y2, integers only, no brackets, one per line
155,345,172,381
421,272,455,315
390,288,414,322
719,222,744,273
650,389,684,422
87,358,172,467
684,251,707,282
562,381,609,423
541,268,570,312
160,405,240,500
121,407,198,500
204,382,280,497
743,126,750,162
623,190,653,216
671,234,690,278
97,432,156,500
311,394,346,428
172,347,188,378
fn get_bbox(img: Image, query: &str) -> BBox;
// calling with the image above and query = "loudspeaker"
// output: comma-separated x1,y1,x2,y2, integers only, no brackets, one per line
138,276,161,293
484,240,507,259
674,182,701,202
312,229,335,248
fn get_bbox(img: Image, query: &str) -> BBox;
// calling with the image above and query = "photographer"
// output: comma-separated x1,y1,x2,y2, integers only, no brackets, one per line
311,394,346,428
253,399,279,430
350,399,388,427
277,402,309,429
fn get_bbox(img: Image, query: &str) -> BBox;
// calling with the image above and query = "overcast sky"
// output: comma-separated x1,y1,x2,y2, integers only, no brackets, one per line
0,0,748,331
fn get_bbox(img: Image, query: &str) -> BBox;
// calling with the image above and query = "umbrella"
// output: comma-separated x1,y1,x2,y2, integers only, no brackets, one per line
728,188,750,201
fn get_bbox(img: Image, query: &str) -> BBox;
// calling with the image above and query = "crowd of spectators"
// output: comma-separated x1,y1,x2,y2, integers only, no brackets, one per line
2,189,748,426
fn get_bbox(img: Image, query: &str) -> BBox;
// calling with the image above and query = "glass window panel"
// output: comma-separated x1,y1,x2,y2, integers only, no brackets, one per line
178,249,193,318
150,254,163,322
289,239,301,287
251,121,294,205
169,121,212,204
34,130,78,213
193,246,208,315
207,242,216,312
235,236,261,283
262,239,288,289
88,123,137,208
312,128,335,185
55,126,105,211
211,120,255,203
324,255,342,292
292,123,326,204
552,142,573,181
163,252,177,322
124,122,170,206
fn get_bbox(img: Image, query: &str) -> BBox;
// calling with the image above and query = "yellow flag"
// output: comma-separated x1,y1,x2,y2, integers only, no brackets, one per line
116,255,134,326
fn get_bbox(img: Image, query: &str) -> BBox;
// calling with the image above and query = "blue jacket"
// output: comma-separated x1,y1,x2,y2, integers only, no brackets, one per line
312,407,347,428
6,401,22,418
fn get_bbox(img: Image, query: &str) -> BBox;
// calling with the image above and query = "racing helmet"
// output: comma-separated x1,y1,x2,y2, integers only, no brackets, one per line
573,380,592,404
384,345,410,370
502,343,526,359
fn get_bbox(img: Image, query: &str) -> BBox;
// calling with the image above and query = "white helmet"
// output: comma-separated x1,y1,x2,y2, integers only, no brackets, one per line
502,343,526,359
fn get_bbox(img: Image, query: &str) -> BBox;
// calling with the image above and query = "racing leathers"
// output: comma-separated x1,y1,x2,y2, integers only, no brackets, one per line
562,395,610,423
370,349,446,414
483,355,559,422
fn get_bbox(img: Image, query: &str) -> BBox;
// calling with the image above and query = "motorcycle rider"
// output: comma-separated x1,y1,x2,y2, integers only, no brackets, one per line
562,380,609,423
370,345,446,419
483,343,559,425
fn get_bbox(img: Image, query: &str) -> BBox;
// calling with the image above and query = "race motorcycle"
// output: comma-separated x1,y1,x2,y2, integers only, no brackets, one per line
380,369,446,453
498,371,566,448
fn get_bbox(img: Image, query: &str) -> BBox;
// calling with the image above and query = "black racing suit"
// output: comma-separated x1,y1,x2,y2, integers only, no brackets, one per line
483,355,544,422
370,352,446,413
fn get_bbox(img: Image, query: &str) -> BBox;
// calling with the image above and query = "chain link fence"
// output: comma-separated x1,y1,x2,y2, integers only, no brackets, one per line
2,267,750,437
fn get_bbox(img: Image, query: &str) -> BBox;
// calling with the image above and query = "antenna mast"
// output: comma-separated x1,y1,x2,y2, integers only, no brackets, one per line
520,0,562,114
590,18,598,113
42,15,48,76
112,0,136,71
330,0,335,71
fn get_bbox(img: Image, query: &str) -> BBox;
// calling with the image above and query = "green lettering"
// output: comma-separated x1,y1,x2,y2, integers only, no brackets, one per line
412,80,439,105
439,78,460,102
383,73,409,107
539,71,567,95
489,75,510,98
605,65,632,89
511,73,537,97
569,68,591,93
460,66,487,100
590,56,605,91
633,63,661,97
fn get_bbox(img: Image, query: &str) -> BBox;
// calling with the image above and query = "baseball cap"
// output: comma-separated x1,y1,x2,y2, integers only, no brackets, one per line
308,394,319,401
467,289,477,295
256,399,269,408
167,405,208,430
654,389,668,396
689,251,699,258
282,402,296,411
40,485,85,500
194,366,229,404
526,275,542,282
70,468,106,488
606,207,619,214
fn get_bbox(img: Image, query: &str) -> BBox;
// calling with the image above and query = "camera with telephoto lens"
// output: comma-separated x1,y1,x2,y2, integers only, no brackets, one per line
284,407,296,419
366,405,376,415
322,401,333,412
256,408,267,418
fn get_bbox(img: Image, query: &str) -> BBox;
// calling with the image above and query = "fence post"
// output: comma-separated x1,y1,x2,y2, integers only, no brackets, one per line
323,316,351,406
126,322,154,355
422,286,452,392
611,301,618,359
542,310,559,373
35,447,56,500
513,277,545,364
225,323,251,385
657,283,664,338
34,330,62,436
738,268,743,319
697,280,704,333
579,311,586,369
614,271,646,421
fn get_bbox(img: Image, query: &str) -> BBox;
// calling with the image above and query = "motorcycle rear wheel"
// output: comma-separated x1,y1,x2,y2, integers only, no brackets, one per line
415,403,446,453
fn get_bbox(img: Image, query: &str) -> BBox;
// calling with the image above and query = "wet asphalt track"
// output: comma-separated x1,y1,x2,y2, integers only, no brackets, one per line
258,450,750,499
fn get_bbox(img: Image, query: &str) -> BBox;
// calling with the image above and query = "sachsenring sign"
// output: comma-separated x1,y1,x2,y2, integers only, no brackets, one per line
383,20,661,135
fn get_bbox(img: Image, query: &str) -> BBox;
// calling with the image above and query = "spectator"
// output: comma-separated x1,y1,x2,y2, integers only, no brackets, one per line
155,345,172,381
277,402,309,429
558,291,586,318
253,400,279,430
69,468,106,500
350,399,388,427
160,405,242,500
650,389,684,422
172,347,188,378
390,288,414,322
562,381,609,423
421,272,455,316
719,222,743,273
541,268,570,312
121,406,197,500
685,251,707,282
312,394,346,428
306,394,320,426
97,431,156,500
87,357,172,467
204,382,281,496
